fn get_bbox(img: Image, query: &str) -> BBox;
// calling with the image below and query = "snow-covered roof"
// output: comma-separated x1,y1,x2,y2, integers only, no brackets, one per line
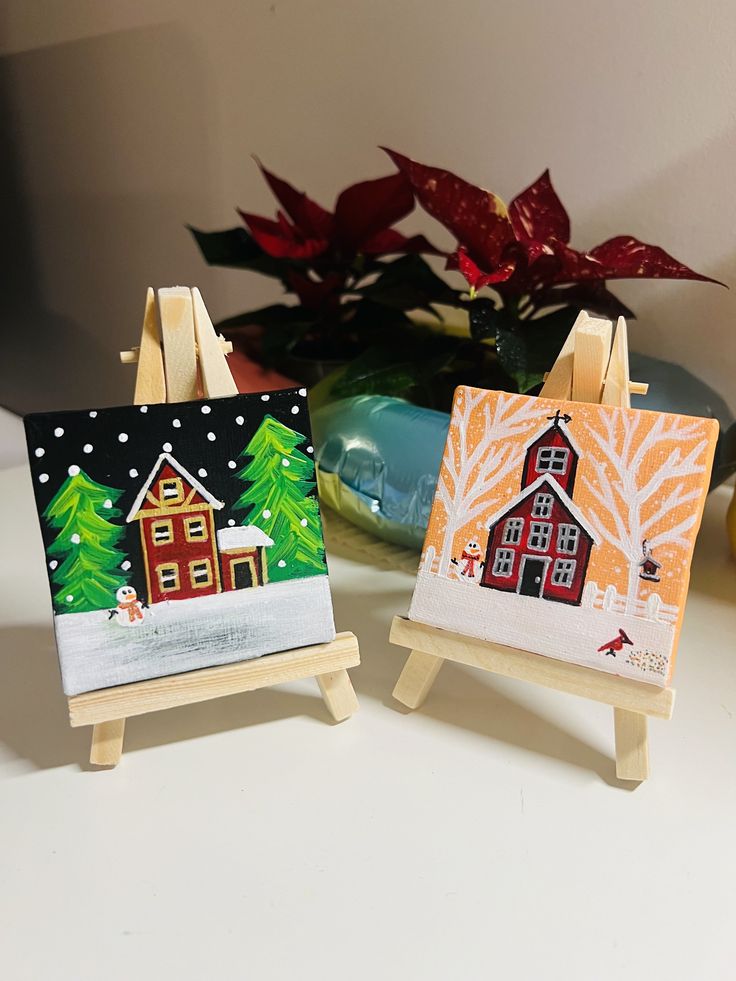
486,474,600,544
126,452,224,522
217,526,274,550
521,418,584,459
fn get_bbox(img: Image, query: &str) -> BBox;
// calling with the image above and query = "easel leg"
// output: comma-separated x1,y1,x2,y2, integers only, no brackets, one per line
613,708,649,781
393,650,444,709
316,670,359,722
90,719,126,767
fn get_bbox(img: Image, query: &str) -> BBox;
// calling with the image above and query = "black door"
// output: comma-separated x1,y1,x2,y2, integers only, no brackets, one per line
233,560,254,589
519,557,546,597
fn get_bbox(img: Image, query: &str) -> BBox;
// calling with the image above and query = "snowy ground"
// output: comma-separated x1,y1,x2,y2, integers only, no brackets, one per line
55,576,335,695
409,571,676,687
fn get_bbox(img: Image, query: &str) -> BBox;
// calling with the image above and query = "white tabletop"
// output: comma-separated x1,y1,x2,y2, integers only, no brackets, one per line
1,412,735,981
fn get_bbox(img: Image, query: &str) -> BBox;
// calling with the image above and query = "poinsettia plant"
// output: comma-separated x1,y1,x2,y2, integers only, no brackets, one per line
190,160,457,375
191,152,721,406
383,149,723,393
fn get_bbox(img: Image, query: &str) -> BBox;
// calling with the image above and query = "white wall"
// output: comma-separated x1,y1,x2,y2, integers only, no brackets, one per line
1,0,734,412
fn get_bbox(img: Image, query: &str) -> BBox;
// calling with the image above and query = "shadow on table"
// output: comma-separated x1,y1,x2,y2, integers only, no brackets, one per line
330,582,633,788
0,625,335,772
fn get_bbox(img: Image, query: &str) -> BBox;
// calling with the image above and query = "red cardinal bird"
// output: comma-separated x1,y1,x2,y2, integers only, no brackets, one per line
597,628,633,657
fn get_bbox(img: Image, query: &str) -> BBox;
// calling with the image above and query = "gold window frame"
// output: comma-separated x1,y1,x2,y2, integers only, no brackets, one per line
151,518,174,546
159,476,184,505
184,515,209,543
189,558,213,590
156,562,180,592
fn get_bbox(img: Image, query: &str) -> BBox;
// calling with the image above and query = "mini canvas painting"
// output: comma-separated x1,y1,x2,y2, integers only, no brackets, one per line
24,388,335,695
410,387,718,687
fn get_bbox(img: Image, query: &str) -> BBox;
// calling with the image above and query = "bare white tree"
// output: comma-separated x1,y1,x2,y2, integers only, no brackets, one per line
437,390,541,576
582,411,709,612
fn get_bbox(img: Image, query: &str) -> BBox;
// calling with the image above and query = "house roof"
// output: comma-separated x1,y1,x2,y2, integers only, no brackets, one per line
486,474,600,544
521,418,584,459
217,526,274,550
126,452,224,522
638,555,662,569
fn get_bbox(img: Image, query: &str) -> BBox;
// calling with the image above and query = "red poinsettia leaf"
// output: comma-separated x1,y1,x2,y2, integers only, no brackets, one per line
382,148,514,269
588,236,724,284
447,248,516,291
287,270,344,312
361,227,445,256
509,170,570,245
334,172,414,251
238,210,328,260
256,160,334,239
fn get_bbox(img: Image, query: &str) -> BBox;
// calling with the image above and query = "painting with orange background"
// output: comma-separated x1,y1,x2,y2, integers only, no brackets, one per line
409,387,718,686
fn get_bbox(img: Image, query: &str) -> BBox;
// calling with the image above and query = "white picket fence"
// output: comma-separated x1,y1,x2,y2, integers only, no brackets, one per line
582,580,678,624
420,546,440,575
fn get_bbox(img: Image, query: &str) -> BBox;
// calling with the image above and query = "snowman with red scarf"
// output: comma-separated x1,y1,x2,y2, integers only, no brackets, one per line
451,540,484,581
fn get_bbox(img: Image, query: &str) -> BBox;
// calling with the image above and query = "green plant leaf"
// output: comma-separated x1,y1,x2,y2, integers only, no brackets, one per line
354,254,460,313
331,344,455,400
496,307,577,393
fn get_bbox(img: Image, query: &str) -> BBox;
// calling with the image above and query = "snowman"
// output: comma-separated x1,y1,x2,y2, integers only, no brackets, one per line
109,585,146,627
452,540,484,580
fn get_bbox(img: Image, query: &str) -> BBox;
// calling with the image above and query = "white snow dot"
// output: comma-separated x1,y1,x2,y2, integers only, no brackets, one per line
65,594,74,603
207,432,216,441
277,560,286,568
118,432,128,443
236,415,244,425
35,447,45,458
201,405,211,414
121,560,131,571
306,445,314,454
103,499,113,509
129,468,138,478
49,560,57,570
162,442,172,452
228,460,237,469
291,405,299,415
298,388,307,397
263,509,271,519
88,411,97,418
68,465,80,477
228,519,236,527
172,418,181,428
83,443,93,454
140,405,148,413
261,394,270,402
38,473,49,484
198,468,208,478
70,533,81,545
282,458,290,467
54,427,64,437
300,518,308,527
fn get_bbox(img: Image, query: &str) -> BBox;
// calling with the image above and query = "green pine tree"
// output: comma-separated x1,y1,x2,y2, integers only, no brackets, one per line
233,416,327,583
44,470,128,614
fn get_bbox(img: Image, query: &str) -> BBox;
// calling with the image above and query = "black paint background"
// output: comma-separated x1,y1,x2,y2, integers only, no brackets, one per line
23,387,317,602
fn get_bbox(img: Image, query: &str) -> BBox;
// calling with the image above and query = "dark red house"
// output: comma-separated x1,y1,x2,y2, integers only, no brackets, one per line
480,412,598,605
126,453,224,604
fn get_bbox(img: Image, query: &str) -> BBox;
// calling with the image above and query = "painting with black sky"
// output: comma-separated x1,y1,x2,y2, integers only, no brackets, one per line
24,387,335,695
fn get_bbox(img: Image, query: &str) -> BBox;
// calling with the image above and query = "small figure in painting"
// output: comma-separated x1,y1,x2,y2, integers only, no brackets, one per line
597,628,633,657
452,541,484,580
638,539,662,583
109,585,146,627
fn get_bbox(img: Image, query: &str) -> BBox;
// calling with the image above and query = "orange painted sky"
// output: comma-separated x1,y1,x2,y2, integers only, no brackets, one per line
424,388,718,609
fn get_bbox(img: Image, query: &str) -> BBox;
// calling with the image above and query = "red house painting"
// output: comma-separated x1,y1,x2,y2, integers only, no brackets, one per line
126,453,272,605
480,411,598,605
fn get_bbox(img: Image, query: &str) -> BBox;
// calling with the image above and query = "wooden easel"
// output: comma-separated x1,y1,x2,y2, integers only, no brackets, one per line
68,287,359,767
390,311,675,782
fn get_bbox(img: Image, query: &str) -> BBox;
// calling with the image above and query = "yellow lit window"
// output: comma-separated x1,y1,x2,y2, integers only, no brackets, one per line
159,477,183,505
185,515,208,543
189,559,213,589
157,563,180,592
151,519,173,545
